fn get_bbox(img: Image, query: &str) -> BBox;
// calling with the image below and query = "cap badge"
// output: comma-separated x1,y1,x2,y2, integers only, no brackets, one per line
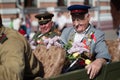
41,17,44,20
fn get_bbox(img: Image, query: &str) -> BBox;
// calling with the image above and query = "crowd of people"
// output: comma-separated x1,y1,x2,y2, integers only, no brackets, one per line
0,4,112,80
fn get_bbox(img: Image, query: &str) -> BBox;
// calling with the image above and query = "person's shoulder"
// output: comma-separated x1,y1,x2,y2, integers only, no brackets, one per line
5,27,26,40
95,28,104,35
1,27,29,50
90,25,104,34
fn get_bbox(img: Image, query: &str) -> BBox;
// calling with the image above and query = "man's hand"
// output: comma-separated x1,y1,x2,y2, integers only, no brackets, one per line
85,58,106,79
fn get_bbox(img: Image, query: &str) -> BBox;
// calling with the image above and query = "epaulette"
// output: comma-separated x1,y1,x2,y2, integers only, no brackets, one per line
0,33,8,44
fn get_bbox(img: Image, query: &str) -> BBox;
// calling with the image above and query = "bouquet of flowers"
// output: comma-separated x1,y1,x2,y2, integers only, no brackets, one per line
62,31,96,73
43,36,62,49
36,31,96,73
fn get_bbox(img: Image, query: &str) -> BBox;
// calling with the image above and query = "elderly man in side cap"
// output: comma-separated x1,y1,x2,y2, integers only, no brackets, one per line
31,12,61,49
0,14,44,80
60,4,111,79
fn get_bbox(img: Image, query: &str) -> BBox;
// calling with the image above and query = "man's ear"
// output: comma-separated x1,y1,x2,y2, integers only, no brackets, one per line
87,13,91,20
85,13,90,21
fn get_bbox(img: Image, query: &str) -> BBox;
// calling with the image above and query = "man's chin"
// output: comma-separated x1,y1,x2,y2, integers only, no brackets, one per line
42,30,50,34
75,30,83,33
75,28,83,33
41,31,47,34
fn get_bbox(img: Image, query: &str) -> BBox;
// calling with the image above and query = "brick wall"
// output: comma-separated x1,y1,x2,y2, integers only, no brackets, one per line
39,2,57,8
0,3,16,8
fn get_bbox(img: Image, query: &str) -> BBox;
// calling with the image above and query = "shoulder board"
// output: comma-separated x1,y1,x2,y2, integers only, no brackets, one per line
0,33,8,44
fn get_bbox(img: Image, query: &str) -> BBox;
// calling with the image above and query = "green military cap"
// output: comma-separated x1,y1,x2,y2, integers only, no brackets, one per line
35,12,54,25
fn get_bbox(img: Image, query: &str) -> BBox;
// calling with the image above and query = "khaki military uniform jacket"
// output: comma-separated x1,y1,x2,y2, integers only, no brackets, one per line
0,26,43,80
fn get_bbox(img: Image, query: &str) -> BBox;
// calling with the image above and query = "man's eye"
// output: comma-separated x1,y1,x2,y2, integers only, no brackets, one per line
72,18,75,21
72,18,80,21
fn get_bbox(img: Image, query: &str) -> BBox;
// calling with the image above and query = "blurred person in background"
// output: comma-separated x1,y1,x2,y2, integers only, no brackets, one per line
110,0,120,39
25,14,32,40
55,11,67,32
13,13,21,31
0,14,44,80
63,11,73,28
9,17,14,29
18,17,27,36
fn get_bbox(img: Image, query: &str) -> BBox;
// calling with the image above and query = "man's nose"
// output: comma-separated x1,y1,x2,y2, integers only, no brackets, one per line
40,25,45,28
73,20,79,26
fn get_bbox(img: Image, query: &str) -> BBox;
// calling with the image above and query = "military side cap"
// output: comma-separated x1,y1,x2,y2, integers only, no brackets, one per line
68,4,91,14
35,12,54,25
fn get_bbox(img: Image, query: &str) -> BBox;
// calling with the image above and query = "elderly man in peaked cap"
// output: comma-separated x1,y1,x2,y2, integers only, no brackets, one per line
31,12,61,49
60,4,111,79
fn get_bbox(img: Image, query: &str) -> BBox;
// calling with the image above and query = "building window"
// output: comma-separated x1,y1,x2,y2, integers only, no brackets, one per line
24,0,37,7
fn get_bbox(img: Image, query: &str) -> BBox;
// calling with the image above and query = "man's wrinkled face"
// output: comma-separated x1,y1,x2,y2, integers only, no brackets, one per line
39,21,53,34
71,13,90,33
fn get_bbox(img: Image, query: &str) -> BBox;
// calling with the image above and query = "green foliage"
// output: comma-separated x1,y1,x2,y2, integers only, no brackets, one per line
63,41,72,50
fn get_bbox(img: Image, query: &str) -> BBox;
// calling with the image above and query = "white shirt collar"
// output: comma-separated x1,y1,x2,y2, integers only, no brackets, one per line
74,25,91,42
